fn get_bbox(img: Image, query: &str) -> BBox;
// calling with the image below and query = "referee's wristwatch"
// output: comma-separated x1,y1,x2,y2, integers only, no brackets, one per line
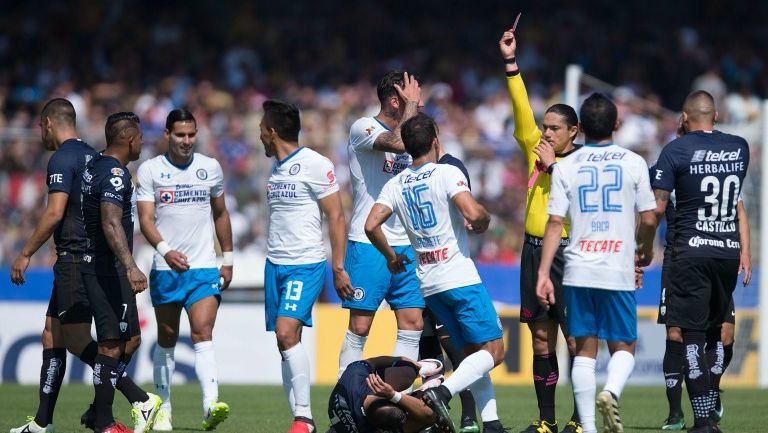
546,162,558,174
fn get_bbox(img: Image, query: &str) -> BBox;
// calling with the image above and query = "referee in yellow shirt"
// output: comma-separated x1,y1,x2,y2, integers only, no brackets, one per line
500,28,582,433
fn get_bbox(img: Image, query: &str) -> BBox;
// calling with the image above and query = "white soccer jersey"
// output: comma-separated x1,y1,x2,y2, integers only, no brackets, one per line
137,153,224,270
266,147,339,265
548,144,657,291
348,117,411,245
377,162,481,297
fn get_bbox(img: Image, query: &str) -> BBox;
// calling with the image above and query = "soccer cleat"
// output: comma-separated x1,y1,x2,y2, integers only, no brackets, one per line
10,417,54,433
286,416,315,433
685,424,721,433
132,393,162,433
561,420,583,433
662,414,686,430
483,420,512,433
596,390,623,433
459,415,480,433
424,387,456,433
152,408,172,431
518,420,558,433
100,422,133,433
202,400,230,431
81,404,96,430
416,374,445,392
712,398,723,423
418,358,445,379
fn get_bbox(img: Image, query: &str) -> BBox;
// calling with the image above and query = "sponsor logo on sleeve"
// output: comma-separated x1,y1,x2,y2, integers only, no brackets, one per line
111,167,124,176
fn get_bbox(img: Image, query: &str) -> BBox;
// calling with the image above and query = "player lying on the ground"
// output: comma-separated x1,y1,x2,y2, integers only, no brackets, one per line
327,356,448,433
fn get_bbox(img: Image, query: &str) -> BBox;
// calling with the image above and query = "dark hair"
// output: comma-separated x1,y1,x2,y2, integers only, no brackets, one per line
401,113,438,159
165,108,196,131
683,90,716,122
105,112,140,144
377,70,406,104
41,98,76,126
262,99,300,142
545,103,578,127
579,93,617,141
367,400,406,432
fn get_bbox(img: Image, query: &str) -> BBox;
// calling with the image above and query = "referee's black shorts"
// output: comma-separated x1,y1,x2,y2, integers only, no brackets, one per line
658,252,736,326
666,257,738,331
82,271,140,341
45,253,92,324
520,234,568,325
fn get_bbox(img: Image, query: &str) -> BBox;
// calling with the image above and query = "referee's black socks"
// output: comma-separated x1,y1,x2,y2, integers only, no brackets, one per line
533,353,558,423
35,348,67,427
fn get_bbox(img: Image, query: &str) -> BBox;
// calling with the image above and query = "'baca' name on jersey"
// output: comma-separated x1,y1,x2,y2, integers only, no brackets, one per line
689,148,745,174
267,182,298,200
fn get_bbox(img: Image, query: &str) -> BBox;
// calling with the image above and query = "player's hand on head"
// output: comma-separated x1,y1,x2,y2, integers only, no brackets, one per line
333,269,354,300
499,30,517,59
164,250,190,273
219,265,233,291
10,254,30,285
366,373,396,399
394,72,421,105
127,266,148,294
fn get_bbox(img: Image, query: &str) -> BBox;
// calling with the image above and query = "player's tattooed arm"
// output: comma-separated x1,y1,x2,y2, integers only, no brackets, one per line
652,188,670,222
102,201,147,293
372,72,421,153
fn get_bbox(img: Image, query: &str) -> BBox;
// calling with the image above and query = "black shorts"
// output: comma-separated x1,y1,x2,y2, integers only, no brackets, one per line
422,307,449,339
45,256,92,324
82,272,140,341
520,235,568,325
666,257,738,331
658,255,736,325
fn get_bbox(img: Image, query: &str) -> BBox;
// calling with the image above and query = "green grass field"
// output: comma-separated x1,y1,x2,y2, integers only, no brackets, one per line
2,384,767,432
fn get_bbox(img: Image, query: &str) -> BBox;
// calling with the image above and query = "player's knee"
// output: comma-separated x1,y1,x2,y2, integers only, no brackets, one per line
666,326,683,342
395,312,423,331
485,340,505,366
191,327,213,344
275,328,300,350
125,335,141,356
157,325,179,347
348,319,373,336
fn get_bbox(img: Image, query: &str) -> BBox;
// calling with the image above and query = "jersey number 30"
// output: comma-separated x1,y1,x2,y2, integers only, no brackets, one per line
402,185,437,229
577,165,623,213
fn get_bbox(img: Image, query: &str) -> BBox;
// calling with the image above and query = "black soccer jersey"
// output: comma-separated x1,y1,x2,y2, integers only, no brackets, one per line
46,139,97,255
651,130,749,259
81,153,134,275
649,163,676,250
328,361,374,433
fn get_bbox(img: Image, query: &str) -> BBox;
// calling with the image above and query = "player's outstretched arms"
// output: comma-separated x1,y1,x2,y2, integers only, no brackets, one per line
11,192,68,285
452,191,490,233
102,201,147,293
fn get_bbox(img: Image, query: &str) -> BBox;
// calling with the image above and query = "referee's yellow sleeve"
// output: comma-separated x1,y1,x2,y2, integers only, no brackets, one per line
506,73,542,161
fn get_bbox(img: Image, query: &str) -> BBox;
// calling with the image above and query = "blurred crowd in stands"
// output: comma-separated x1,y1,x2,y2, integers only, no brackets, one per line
1,0,765,268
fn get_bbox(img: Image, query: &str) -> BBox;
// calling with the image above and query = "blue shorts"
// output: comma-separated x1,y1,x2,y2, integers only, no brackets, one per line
149,268,221,310
424,284,503,350
342,241,424,311
565,286,637,342
264,259,326,331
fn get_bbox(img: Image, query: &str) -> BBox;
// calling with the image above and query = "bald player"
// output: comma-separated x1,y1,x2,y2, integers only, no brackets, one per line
651,91,749,433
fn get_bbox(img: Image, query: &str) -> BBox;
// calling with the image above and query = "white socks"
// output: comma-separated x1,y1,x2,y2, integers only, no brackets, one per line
194,341,219,414
338,330,367,379
393,329,422,361
468,373,499,422
572,356,597,433
603,350,635,399
281,359,296,416
282,343,312,419
153,345,176,411
443,349,495,396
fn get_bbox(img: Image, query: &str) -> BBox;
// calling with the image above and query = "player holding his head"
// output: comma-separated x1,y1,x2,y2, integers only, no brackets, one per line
536,93,657,433
365,113,508,433
499,26,582,433
10,100,154,433
260,99,353,433
328,356,443,433
339,71,425,378
651,90,749,433
136,108,234,431
81,112,162,433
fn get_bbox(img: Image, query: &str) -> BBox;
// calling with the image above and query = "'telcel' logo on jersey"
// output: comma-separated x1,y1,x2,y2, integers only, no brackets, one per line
691,149,741,163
